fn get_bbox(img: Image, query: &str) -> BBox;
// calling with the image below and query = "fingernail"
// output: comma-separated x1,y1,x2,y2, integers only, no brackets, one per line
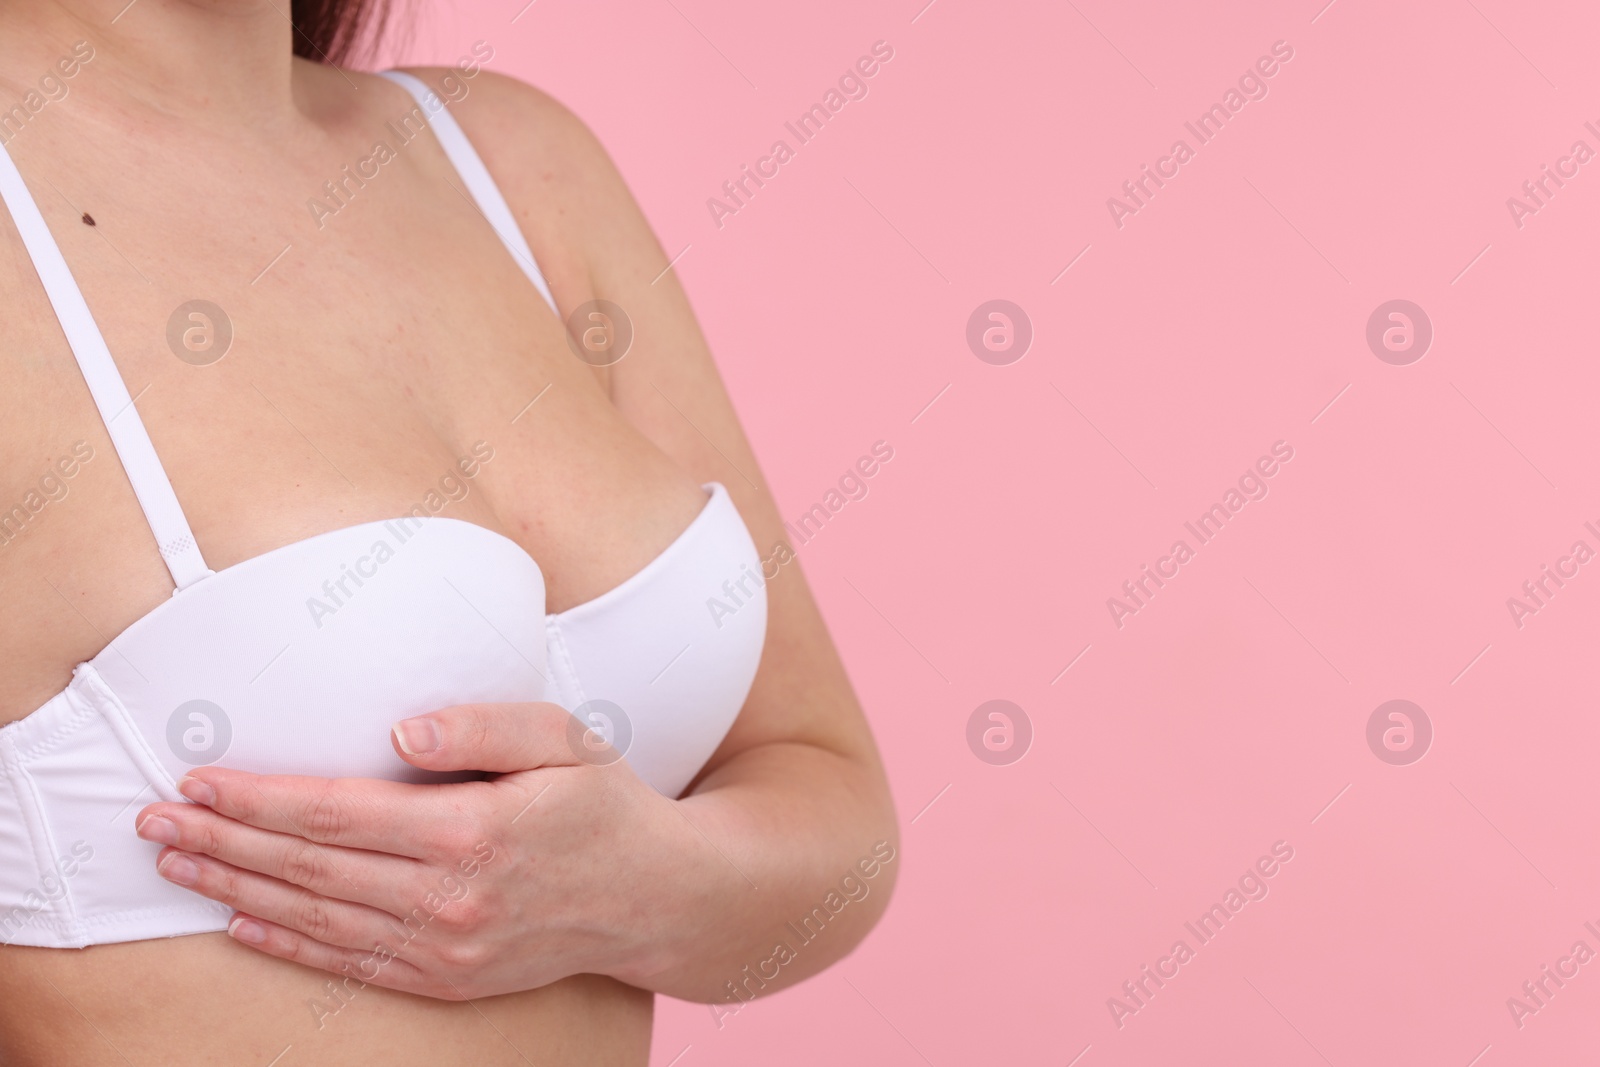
157,851,200,886
393,717,441,755
228,916,267,944
135,814,179,846
177,777,216,806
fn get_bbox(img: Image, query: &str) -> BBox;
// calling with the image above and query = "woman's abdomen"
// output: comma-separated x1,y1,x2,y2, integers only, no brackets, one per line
0,935,651,1066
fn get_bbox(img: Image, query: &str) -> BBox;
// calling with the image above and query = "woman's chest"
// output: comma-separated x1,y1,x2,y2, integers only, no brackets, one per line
0,157,703,721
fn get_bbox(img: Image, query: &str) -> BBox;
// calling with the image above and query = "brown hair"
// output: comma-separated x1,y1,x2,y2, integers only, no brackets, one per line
291,0,397,66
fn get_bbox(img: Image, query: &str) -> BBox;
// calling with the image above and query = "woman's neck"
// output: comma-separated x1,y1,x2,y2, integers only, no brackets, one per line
0,0,323,137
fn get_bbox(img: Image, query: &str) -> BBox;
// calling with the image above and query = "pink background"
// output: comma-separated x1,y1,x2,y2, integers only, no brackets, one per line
388,1,1600,1063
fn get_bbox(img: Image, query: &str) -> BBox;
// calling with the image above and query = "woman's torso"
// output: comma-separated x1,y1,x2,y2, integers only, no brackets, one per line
0,63,692,1065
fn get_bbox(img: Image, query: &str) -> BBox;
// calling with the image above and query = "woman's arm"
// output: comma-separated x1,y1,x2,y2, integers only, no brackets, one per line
133,67,899,1006
452,67,902,1003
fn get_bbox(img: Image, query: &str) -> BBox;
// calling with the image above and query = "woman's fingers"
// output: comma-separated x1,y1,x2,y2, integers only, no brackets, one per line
170,767,485,860
136,802,428,915
390,701,579,774
223,913,452,999
151,845,406,954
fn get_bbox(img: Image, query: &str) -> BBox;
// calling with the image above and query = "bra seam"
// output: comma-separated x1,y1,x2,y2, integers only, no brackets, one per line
544,616,589,710
0,732,86,945
76,900,232,926
11,899,230,929
0,899,232,947
4,688,98,762
73,664,184,804
549,483,724,625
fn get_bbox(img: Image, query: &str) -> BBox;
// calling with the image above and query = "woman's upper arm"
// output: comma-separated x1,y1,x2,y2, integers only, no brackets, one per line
435,69,889,785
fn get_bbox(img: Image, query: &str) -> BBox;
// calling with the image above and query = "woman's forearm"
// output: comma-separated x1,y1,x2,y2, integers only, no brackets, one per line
617,741,900,1004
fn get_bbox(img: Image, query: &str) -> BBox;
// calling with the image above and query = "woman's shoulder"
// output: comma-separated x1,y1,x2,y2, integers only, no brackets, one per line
389,63,596,161
382,63,665,301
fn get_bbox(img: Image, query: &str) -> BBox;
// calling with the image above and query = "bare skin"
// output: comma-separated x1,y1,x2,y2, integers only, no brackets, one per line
0,4,897,1065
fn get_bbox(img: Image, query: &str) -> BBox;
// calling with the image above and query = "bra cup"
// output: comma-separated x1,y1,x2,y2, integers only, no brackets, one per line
0,489,768,948
90,516,549,786
546,483,767,797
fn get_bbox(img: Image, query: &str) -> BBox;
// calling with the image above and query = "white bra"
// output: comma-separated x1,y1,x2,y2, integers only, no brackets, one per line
0,71,766,949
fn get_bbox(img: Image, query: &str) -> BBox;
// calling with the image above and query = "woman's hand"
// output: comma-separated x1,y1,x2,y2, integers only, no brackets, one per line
132,703,715,1000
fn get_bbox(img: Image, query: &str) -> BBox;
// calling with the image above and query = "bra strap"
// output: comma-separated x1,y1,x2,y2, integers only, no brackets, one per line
379,70,560,317
0,140,213,590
